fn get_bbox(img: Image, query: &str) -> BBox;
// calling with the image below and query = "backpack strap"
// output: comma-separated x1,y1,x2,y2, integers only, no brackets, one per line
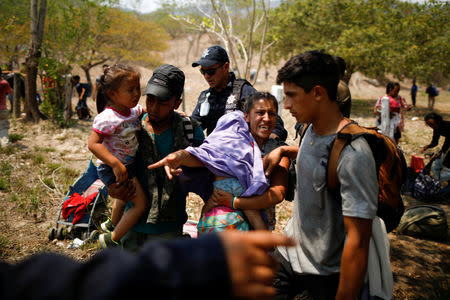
327,119,373,189
181,115,194,145
232,78,250,102
298,123,310,146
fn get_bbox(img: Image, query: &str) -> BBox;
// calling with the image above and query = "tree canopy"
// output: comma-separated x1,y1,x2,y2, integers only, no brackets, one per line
1,0,448,124
0,0,170,124
267,0,449,85
0,0,30,68
1,0,169,79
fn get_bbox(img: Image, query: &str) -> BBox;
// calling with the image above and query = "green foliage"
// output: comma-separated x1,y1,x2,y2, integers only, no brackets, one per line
32,153,45,165
102,8,169,68
39,0,168,125
0,178,9,191
0,0,29,66
0,162,13,191
8,133,24,143
38,56,70,126
145,3,188,38
267,0,449,85
0,162,13,177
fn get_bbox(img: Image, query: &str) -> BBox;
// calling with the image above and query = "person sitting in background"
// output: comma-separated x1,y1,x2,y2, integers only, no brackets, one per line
421,112,450,182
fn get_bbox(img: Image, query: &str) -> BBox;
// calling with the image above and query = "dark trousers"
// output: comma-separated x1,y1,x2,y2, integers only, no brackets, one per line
75,97,90,119
273,250,340,300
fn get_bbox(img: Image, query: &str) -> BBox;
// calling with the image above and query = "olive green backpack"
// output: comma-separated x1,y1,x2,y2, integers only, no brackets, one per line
397,205,448,241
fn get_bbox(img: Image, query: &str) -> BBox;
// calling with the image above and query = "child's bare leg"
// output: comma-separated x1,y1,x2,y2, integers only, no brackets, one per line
243,209,267,230
111,178,148,242
110,198,126,226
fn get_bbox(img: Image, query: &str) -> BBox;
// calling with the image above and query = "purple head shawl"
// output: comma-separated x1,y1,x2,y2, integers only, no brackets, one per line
185,111,269,197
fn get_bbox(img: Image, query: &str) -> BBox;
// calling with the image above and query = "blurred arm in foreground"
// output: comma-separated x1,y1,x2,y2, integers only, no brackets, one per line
0,230,294,300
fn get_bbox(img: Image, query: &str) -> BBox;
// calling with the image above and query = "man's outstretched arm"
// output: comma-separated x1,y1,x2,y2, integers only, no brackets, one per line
1,231,295,300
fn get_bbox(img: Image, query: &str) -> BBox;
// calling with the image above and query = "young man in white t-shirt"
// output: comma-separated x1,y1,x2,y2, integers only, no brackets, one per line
264,51,380,300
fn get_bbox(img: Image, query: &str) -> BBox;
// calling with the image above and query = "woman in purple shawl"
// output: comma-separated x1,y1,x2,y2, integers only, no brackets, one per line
148,92,290,233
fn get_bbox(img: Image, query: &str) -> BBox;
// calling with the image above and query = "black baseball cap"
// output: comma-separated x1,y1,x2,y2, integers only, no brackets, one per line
192,45,230,67
144,64,185,101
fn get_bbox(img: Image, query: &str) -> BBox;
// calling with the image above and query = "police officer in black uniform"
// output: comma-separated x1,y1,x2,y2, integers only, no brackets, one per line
191,45,287,140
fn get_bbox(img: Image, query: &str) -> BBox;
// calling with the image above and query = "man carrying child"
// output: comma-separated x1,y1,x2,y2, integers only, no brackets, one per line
109,65,204,251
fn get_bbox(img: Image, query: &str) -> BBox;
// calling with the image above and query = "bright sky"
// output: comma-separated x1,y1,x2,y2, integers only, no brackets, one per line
119,0,161,13
118,0,434,13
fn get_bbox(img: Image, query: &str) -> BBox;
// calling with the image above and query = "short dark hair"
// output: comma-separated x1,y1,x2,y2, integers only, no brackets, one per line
333,56,346,78
386,82,396,94
72,75,80,82
277,50,339,101
96,64,140,113
243,92,278,114
424,112,443,124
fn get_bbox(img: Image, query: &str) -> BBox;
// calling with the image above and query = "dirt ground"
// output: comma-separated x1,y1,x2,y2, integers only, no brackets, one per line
0,37,449,299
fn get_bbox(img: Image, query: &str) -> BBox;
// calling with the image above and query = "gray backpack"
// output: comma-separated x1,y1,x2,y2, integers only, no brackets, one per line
397,205,448,241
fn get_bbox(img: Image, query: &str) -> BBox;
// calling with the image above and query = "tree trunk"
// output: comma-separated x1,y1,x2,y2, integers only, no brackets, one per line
24,0,47,123
194,32,203,57
63,75,73,122
253,0,269,85
186,35,194,65
13,74,21,118
81,58,108,87
81,65,92,87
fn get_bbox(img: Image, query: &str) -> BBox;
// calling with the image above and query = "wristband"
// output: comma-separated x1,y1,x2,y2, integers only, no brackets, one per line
231,196,237,210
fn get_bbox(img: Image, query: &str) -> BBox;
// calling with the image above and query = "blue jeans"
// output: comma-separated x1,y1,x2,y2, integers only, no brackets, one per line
97,162,137,186
432,154,450,182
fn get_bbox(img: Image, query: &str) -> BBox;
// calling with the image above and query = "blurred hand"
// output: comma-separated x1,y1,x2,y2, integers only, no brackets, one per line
208,188,233,208
431,151,442,160
263,147,283,177
147,150,185,180
219,230,296,300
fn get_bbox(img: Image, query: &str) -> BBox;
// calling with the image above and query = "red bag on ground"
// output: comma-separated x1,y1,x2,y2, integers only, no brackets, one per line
62,192,97,224
410,155,425,173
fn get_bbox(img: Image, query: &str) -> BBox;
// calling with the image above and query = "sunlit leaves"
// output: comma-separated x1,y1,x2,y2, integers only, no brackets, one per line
267,0,449,84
